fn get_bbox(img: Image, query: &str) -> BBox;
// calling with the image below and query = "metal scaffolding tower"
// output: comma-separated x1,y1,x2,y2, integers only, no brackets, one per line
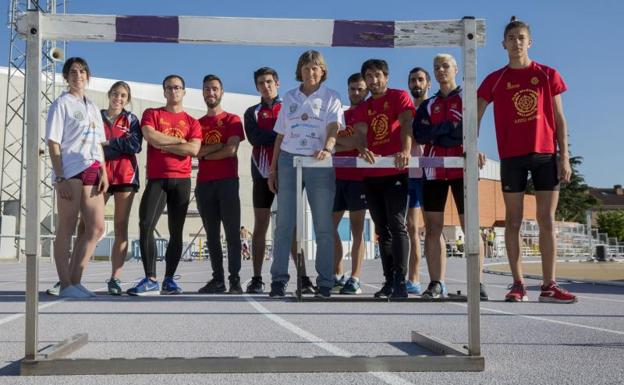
1,0,66,259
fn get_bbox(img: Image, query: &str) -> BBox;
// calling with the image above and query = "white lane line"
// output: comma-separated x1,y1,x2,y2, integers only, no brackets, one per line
449,302,624,336
0,298,68,327
244,295,416,385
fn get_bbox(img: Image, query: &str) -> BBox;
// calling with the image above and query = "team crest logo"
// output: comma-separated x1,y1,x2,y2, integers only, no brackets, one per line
203,130,222,144
178,120,187,128
299,139,308,147
530,77,539,85
383,101,389,111
368,109,375,116
217,120,224,127
159,118,170,127
289,104,298,113
163,127,184,139
301,113,309,121
371,114,389,141
73,111,84,121
451,103,457,109
512,89,538,117
262,111,268,118
433,105,441,114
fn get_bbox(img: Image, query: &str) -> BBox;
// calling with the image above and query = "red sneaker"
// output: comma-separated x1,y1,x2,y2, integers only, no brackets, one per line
539,282,578,304
505,281,528,302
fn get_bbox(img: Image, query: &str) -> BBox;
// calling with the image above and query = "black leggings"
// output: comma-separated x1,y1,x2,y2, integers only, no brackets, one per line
139,178,191,278
363,173,409,282
195,178,241,281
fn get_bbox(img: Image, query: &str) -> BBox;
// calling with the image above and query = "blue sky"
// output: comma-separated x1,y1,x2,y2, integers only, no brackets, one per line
1,0,622,187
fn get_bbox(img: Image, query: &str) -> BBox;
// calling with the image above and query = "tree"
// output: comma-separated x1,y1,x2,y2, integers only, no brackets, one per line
555,155,598,223
596,210,624,242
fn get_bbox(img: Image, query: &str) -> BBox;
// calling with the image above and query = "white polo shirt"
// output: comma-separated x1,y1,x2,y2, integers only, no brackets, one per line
45,91,105,180
274,84,344,155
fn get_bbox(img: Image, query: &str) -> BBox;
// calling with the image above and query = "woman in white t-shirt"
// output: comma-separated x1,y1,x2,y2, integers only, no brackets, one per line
267,50,344,298
45,57,108,298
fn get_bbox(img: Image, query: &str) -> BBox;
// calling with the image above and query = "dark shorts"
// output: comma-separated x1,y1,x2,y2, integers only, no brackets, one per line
253,178,275,209
407,177,424,209
333,179,367,212
500,153,559,193
107,184,138,194
423,179,464,214
70,161,100,186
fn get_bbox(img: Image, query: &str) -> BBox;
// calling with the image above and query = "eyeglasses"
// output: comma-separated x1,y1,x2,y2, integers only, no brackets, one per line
165,86,184,92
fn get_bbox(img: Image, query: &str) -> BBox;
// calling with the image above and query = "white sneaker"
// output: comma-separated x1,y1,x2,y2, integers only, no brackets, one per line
59,285,91,298
75,283,97,297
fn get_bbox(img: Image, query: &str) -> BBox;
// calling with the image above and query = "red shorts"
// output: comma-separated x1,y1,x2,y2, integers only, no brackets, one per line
70,161,101,186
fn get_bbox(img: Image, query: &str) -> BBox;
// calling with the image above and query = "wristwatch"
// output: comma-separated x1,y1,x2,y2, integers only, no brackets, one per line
54,175,66,183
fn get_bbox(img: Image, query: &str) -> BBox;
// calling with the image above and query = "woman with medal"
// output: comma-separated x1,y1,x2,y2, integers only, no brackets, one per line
45,57,108,298
267,50,345,298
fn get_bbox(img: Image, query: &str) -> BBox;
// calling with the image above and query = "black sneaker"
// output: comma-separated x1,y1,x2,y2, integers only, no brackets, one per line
374,281,393,298
301,276,318,294
228,277,243,294
198,279,226,294
480,283,489,301
390,279,408,299
422,281,444,300
315,286,331,299
246,276,265,294
269,281,287,298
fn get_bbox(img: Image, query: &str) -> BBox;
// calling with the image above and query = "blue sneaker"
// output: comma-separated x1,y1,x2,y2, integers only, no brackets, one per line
161,276,183,295
406,280,422,295
127,277,160,296
340,277,362,295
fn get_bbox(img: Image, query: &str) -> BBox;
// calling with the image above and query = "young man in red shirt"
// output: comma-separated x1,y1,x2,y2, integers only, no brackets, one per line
332,73,369,295
477,18,576,303
195,75,246,294
129,74,201,296
243,67,317,294
354,59,415,299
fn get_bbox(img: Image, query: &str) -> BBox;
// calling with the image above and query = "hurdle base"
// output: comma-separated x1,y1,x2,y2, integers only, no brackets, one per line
20,331,483,375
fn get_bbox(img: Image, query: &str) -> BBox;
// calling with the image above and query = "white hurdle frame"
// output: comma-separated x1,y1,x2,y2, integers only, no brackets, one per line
17,11,485,375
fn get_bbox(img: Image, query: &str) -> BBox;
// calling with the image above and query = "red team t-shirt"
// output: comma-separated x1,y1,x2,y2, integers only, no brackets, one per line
334,108,362,181
197,112,245,183
141,107,202,179
477,61,567,159
353,88,415,178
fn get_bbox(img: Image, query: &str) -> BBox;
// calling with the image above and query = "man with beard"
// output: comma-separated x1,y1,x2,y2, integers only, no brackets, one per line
129,74,202,296
331,73,369,295
195,74,246,294
354,59,416,299
405,67,431,295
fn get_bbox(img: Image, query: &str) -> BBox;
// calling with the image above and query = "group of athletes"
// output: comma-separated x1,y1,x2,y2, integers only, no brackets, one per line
44,17,577,304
